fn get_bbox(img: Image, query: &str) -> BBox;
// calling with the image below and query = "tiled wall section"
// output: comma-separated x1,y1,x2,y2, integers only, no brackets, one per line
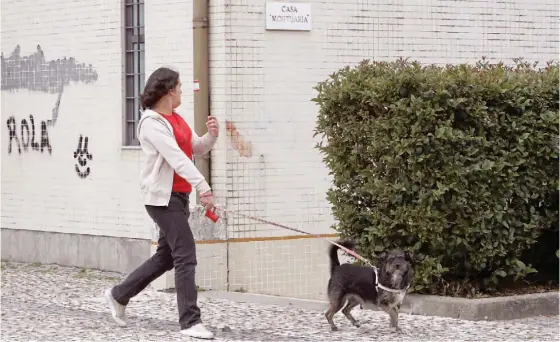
209,0,559,243
227,238,340,299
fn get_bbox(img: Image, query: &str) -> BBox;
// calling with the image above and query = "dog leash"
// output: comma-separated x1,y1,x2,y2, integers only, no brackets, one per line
207,207,408,294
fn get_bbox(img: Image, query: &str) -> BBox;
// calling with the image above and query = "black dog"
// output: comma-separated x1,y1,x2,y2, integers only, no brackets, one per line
325,240,413,332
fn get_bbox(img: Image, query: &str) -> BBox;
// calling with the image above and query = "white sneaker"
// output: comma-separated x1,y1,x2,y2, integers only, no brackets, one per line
104,288,127,326
180,323,214,339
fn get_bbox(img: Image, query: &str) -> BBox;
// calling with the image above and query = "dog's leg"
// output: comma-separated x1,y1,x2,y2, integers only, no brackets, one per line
341,297,361,328
325,299,344,332
392,307,400,332
380,305,401,332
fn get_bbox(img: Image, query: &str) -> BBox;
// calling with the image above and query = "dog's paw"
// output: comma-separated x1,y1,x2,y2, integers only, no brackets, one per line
330,326,338,332
352,320,361,328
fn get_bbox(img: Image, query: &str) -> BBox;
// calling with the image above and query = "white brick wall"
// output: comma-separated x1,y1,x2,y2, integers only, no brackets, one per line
209,0,559,240
4,0,556,241
1,0,152,240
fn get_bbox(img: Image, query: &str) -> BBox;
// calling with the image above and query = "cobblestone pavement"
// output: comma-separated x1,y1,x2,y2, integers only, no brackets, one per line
1,262,558,341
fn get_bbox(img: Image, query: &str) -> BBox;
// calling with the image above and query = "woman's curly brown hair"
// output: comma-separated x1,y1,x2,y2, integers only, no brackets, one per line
140,67,180,110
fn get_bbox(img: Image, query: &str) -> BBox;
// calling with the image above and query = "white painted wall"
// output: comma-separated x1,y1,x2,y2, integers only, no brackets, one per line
1,0,151,240
3,0,556,241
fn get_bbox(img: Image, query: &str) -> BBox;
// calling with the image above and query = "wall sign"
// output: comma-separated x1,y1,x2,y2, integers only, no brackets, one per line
265,2,312,31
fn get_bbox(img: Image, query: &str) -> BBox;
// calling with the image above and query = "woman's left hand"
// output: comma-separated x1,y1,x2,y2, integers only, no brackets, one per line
207,116,219,137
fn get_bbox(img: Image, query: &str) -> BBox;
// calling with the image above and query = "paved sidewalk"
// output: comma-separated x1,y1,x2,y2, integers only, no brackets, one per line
1,262,558,341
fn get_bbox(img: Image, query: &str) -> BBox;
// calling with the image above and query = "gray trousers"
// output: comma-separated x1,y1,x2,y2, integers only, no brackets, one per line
112,192,201,330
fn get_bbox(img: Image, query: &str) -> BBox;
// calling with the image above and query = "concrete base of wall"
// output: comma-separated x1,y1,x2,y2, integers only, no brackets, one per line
1,227,348,300
0,227,230,292
1,228,149,274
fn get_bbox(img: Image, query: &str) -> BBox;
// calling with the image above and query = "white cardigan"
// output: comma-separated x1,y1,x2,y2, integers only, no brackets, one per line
137,109,216,206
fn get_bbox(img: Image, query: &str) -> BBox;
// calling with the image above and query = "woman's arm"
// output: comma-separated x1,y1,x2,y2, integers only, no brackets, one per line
192,132,217,156
140,118,211,194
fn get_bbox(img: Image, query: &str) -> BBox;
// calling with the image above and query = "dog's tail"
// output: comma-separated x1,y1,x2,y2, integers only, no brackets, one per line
329,240,356,275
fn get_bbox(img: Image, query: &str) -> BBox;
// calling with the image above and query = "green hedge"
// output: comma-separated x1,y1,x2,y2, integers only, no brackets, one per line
313,58,559,295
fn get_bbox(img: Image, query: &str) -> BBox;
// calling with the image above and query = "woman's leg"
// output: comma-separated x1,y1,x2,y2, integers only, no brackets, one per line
111,233,174,305
144,193,204,331
105,227,174,326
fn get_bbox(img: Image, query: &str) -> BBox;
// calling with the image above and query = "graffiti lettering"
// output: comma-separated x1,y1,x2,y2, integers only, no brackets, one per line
1,45,98,127
20,118,30,151
6,115,52,155
6,117,20,154
73,135,93,179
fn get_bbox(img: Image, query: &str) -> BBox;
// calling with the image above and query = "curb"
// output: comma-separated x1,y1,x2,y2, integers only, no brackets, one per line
198,290,559,321
402,292,559,321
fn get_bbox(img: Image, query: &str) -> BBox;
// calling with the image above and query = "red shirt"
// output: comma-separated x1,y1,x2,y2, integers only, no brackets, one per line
161,112,193,193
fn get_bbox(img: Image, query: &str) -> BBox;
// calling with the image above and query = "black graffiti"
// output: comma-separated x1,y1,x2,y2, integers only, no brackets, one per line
6,115,51,154
1,45,98,127
20,119,30,151
6,117,20,154
20,116,40,151
73,135,93,179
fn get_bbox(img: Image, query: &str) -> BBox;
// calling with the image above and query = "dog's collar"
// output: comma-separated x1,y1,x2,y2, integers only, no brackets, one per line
372,266,410,294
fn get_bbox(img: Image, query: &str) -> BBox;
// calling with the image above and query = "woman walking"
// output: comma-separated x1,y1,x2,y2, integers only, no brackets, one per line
105,67,218,339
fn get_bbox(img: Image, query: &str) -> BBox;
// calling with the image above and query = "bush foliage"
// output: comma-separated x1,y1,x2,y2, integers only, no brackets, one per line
313,58,559,296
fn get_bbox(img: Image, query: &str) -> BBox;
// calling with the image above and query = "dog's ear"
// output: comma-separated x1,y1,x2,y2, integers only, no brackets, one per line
404,251,414,263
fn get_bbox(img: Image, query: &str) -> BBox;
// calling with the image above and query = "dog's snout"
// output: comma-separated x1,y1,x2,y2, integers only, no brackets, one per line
395,264,401,270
